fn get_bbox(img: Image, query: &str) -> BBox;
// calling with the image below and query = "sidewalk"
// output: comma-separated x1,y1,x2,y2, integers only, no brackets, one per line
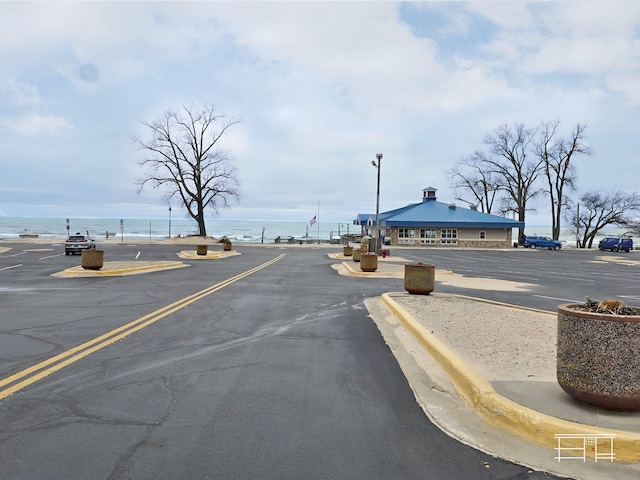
331,254,640,480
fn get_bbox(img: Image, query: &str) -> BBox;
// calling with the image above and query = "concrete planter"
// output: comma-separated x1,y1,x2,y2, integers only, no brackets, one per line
352,248,363,263
360,253,378,272
404,262,435,295
196,245,208,256
557,303,640,411
343,245,353,257
81,249,104,270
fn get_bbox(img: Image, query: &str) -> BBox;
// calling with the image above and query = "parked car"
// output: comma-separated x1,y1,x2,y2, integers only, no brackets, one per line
524,235,562,250
598,237,633,253
65,233,95,255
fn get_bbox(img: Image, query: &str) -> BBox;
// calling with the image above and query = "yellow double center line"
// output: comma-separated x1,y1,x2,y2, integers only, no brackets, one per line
0,253,286,400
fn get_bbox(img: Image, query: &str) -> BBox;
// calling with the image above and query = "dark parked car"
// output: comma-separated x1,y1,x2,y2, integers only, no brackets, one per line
65,233,95,255
524,235,562,250
598,237,633,253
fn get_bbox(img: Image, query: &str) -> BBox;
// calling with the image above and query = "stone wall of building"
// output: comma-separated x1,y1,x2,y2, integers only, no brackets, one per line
388,227,513,248
458,240,512,248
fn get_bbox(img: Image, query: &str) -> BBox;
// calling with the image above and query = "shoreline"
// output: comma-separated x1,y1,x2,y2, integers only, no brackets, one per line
0,236,341,247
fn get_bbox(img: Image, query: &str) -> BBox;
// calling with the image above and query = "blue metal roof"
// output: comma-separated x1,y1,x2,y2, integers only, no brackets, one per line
372,200,524,229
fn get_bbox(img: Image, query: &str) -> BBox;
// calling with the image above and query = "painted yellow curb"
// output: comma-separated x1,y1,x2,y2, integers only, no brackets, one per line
381,292,640,462
177,250,241,260
54,261,187,277
339,261,453,279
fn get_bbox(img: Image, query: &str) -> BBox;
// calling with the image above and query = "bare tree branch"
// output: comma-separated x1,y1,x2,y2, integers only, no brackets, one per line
447,151,501,213
567,190,640,248
134,104,241,237
535,120,590,239
450,122,543,238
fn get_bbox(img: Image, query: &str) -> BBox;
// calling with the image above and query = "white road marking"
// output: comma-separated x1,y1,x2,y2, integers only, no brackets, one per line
0,264,22,271
533,295,579,303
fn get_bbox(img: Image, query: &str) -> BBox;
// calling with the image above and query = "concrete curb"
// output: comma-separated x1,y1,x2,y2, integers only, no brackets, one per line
52,250,240,277
380,292,640,462
177,250,241,260
341,261,398,278
336,257,454,279
53,261,188,277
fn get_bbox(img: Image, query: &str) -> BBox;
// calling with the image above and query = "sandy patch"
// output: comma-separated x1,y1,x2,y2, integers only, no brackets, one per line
437,271,534,292
389,293,557,382
592,255,640,267
333,258,533,292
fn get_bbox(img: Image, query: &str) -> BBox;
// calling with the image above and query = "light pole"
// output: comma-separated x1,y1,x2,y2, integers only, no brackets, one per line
372,153,383,255
168,206,172,239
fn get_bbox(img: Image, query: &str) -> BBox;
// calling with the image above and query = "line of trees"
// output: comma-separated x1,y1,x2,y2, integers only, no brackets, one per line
448,120,640,247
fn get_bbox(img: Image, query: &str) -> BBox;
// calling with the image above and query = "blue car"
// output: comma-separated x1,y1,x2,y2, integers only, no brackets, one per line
598,237,633,253
524,236,562,250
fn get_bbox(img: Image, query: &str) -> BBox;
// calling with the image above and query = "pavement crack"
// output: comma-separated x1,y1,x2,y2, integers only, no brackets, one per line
107,376,179,480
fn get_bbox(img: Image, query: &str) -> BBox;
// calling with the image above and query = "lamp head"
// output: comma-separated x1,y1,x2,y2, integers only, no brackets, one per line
376,153,383,161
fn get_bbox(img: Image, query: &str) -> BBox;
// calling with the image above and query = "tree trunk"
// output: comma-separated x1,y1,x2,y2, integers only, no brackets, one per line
518,208,526,240
197,216,206,236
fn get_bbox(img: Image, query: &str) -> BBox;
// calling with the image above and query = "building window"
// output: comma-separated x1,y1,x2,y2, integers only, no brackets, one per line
419,228,437,244
479,231,486,239
399,228,415,244
441,229,458,244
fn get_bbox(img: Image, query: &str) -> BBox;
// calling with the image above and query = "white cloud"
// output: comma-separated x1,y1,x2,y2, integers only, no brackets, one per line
1,80,41,106
1,1,640,226
1,113,73,136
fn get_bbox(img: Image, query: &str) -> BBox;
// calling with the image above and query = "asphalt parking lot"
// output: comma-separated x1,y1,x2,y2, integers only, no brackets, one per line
1,241,637,479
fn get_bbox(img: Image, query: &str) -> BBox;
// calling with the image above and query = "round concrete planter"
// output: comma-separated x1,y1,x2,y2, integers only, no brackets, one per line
360,253,378,272
343,245,353,257
404,262,435,295
557,303,640,411
196,244,208,256
81,249,104,270
352,248,363,263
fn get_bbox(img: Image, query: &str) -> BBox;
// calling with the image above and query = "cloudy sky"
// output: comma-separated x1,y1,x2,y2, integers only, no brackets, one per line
1,1,639,225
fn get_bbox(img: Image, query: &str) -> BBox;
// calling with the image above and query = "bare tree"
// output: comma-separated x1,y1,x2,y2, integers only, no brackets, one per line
535,120,590,240
447,151,500,213
567,190,640,248
482,122,543,238
135,104,241,237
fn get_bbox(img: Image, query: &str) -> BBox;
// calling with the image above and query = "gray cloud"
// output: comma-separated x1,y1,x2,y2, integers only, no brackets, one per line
79,63,99,82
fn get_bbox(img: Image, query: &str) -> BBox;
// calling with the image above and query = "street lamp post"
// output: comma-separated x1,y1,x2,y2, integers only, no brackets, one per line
168,206,172,239
372,153,383,255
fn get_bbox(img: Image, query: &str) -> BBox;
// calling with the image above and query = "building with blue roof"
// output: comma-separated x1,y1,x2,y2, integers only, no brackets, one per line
355,187,524,248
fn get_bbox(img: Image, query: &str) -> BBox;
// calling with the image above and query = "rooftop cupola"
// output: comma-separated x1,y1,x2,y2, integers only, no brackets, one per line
422,186,437,202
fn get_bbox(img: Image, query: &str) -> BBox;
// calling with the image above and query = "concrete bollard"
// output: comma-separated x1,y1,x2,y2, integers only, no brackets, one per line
81,248,104,270
404,262,435,295
360,253,378,272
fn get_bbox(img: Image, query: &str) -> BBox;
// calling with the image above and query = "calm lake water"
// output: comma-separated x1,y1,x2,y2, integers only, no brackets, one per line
0,216,625,246
0,217,352,243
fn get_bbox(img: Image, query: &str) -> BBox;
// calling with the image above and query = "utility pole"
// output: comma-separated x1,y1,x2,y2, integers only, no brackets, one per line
372,153,383,255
